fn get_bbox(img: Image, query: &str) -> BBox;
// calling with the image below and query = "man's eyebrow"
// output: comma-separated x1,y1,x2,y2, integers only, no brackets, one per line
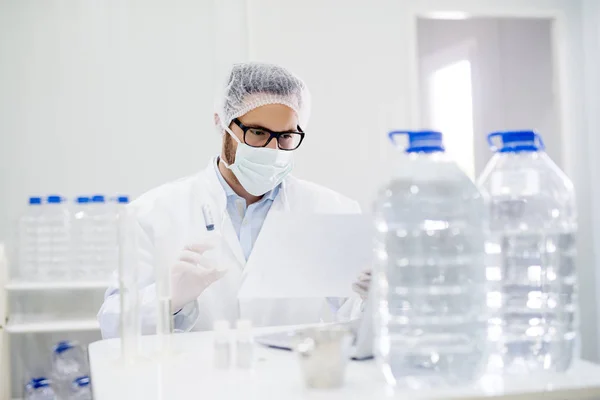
243,123,296,133
243,122,269,130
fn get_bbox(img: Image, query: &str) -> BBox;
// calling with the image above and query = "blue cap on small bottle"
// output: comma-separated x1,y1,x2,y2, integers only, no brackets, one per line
47,195,63,204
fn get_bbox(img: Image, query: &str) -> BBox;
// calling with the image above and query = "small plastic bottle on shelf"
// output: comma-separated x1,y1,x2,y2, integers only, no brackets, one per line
89,195,118,280
42,195,71,280
70,376,92,400
52,341,88,379
24,377,55,400
17,197,43,280
107,195,129,278
71,196,92,280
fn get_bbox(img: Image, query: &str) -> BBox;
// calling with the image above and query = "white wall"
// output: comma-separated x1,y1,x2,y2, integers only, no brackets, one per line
417,18,558,176
0,0,249,248
1,0,408,246
246,0,415,211
0,1,571,233
580,0,600,363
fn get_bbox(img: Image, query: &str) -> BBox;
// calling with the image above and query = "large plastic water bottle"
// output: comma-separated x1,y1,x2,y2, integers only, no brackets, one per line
24,377,55,400
52,341,88,380
41,195,71,280
477,130,577,374
69,376,92,400
373,130,488,387
18,197,43,280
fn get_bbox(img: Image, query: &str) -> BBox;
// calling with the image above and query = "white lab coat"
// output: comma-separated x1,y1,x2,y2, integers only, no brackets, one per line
98,158,362,338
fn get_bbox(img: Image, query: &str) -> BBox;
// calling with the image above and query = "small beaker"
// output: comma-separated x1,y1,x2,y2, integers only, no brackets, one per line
294,325,352,389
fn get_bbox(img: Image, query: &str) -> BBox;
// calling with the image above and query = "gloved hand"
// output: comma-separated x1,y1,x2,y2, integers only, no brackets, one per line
170,237,227,313
352,270,372,301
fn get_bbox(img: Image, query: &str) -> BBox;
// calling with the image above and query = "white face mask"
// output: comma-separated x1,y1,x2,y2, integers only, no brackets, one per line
221,126,294,196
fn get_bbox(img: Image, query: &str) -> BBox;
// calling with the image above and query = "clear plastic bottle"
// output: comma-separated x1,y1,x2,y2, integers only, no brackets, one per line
108,196,129,278
52,341,88,380
213,320,231,369
24,377,55,400
112,195,129,207
43,195,71,280
36,197,51,281
235,319,254,369
373,130,488,388
18,197,43,280
477,130,577,374
71,196,91,280
69,376,92,400
89,195,118,279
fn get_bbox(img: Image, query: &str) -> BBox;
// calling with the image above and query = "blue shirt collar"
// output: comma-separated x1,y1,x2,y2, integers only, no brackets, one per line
214,157,279,202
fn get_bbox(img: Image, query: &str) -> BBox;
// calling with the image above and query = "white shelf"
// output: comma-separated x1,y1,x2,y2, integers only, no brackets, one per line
5,280,112,291
6,319,100,334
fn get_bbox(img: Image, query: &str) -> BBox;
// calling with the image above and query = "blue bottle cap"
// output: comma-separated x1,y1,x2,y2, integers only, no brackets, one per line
74,376,90,387
54,340,74,354
29,377,51,389
91,195,105,203
29,197,42,205
76,196,90,204
47,195,63,204
388,130,445,153
487,130,545,153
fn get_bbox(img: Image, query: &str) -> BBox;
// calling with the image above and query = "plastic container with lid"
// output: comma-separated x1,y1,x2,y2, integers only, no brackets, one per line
373,130,488,387
24,377,55,400
89,194,119,279
478,130,577,374
70,376,92,400
52,340,88,379
17,197,43,280
40,195,71,280
71,196,93,279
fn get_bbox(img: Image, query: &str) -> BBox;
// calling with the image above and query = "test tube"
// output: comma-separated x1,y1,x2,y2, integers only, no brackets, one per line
153,219,174,356
117,207,140,362
202,204,215,231
150,198,177,356
155,245,173,338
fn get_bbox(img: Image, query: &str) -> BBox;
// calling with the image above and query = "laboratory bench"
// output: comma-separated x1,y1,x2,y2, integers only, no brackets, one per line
89,327,600,400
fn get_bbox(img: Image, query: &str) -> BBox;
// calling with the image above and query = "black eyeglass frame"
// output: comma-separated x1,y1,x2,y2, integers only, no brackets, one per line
232,118,305,151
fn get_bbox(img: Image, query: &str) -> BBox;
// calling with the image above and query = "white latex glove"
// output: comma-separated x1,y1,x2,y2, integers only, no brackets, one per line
171,237,227,312
352,270,372,300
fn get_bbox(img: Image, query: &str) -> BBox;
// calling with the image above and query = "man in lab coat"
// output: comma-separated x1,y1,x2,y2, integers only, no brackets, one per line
98,62,370,338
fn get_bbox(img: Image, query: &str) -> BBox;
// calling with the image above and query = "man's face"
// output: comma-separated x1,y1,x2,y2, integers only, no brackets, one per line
222,103,299,165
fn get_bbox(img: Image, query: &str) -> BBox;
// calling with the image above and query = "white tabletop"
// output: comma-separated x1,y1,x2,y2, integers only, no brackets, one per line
89,328,600,400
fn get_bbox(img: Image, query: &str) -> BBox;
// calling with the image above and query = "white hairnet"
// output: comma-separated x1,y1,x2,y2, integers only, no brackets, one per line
215,62,311,131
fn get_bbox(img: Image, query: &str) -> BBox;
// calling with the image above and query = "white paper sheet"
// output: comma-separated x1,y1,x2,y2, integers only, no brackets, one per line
238,213,373,299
